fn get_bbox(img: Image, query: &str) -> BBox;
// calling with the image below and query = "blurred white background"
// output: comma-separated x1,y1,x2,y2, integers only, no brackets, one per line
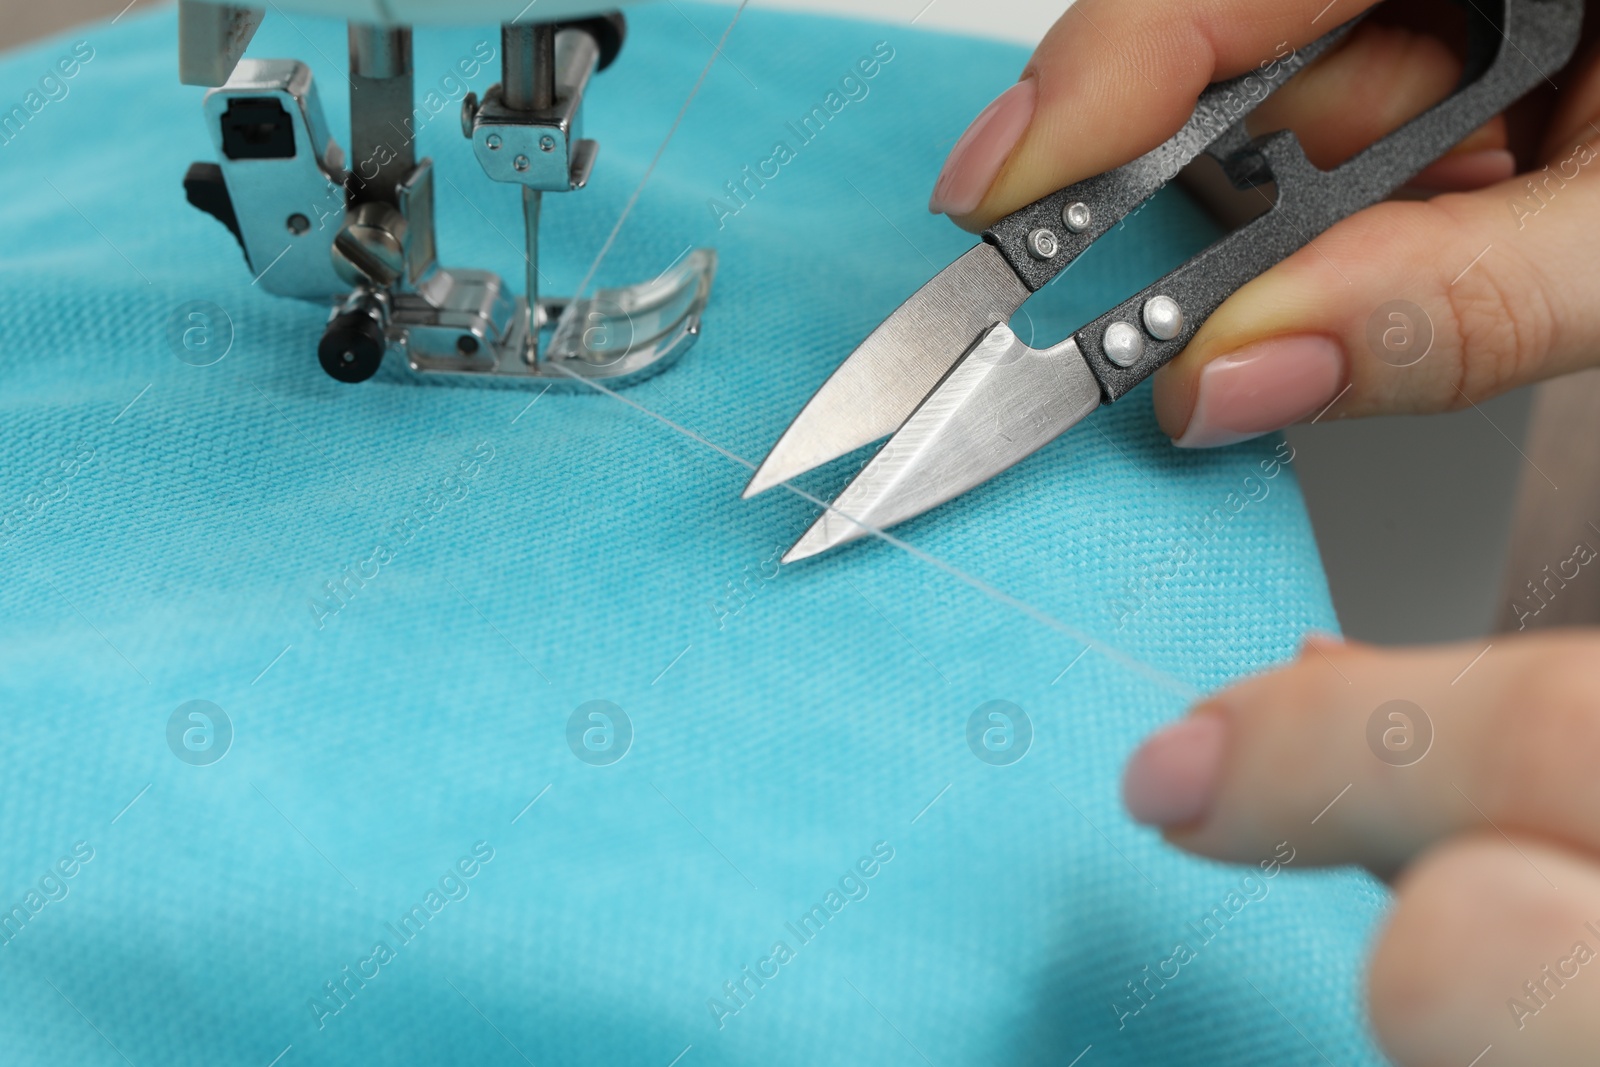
747,0,1052,42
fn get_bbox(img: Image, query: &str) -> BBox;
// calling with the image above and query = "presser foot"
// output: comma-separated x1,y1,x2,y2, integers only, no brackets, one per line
318,249,716,388
183,12,716,391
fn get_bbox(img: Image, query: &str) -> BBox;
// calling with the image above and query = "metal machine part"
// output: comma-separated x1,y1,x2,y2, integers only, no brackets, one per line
177,3,265,87
182,4,714,387
184,59,347,300
180,0,644,28
748,0,1582,562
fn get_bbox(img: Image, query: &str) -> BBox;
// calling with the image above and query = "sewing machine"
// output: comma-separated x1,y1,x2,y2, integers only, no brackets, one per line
177,0,714,386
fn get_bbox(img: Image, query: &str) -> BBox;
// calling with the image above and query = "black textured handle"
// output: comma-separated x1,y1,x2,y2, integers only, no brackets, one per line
984,19,1361,291
1078,0,1582,402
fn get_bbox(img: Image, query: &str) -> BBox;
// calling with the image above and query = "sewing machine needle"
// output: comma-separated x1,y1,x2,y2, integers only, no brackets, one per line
783,323,1102,563
743,243,1029,498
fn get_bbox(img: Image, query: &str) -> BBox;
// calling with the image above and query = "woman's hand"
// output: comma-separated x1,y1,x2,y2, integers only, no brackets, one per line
928,0,1600,447
1121,634,1600,1065
927,4,1600,1063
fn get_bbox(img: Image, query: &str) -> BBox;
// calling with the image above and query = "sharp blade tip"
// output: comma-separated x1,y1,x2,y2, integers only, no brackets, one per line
783,512,872,564
742,454,793,500
781,529,825,565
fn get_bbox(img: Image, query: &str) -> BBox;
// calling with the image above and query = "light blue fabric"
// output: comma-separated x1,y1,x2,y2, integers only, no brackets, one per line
0,5,1391,1065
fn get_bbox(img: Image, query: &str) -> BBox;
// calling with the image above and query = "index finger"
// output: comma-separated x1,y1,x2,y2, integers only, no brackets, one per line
937,0,1389,227
1119,633,1600,878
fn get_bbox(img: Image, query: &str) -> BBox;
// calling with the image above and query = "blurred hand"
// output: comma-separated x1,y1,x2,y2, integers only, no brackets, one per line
1121,633,1600,1066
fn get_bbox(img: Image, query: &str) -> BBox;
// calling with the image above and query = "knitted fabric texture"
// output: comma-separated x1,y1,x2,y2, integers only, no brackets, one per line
0,5,1391,1065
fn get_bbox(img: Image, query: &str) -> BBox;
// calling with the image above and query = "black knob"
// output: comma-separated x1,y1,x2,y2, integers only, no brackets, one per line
183,161,247,263
318,310,386,383
559,12,626,71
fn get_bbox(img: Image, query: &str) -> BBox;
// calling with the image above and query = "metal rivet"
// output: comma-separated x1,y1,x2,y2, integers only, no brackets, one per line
1062,201,1091,233
485,133,502,150
539,134,557,153
513,154,530,172
1142,295,1184,341
1103,322,1145,368
1026,228,1059,260
285,213,310,236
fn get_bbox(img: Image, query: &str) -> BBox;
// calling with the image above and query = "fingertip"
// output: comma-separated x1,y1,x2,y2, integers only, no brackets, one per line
928,78,1037,220
1122,706,1229,829
1170,335,1346,449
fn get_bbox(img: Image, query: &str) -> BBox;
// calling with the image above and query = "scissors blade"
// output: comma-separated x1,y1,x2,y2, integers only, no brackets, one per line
743,243,1029,498
783,324,1103,563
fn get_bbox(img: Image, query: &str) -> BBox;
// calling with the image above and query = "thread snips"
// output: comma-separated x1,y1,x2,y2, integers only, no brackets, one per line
744,0,1580,562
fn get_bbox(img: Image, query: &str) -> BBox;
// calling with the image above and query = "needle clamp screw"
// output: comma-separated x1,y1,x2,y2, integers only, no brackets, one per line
1026,228,1060,260
1062,201,1092,233
1142,295,1184,341
1103,321,1146,368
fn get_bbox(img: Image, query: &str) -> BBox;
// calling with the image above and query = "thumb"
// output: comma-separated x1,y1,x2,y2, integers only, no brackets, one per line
1151,133,1600,445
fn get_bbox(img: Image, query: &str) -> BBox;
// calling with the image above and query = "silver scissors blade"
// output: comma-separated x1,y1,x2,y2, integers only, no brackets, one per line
783,323,1103,562
742,243,1029,498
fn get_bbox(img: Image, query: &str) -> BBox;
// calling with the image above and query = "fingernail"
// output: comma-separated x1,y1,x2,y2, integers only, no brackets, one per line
929,79,1036,217
1174,335,1345,449
1123,708,1228,828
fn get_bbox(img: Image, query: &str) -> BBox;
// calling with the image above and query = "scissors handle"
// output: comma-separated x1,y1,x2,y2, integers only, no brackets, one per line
1075,0,1581,403
983,17,1362,292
